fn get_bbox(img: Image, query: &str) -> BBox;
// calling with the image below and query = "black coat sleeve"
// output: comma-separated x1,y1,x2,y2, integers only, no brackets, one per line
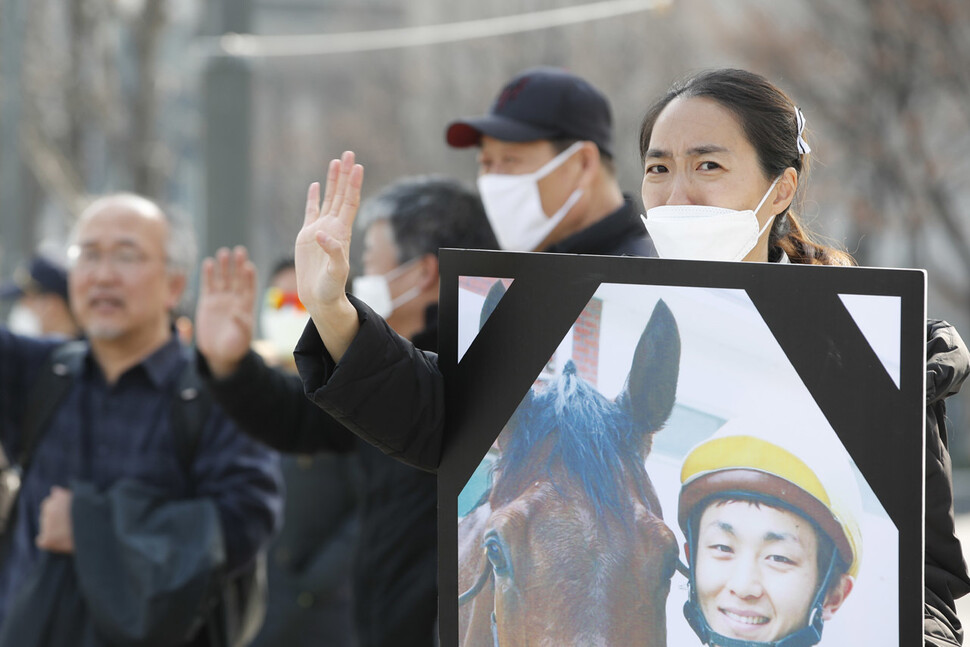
926,319,970,407
294,295,444,472
198,349,357,455
923,319,970,630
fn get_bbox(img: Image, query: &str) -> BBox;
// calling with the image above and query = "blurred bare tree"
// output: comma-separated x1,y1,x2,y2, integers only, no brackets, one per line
707,0,970,316
19,0,173,221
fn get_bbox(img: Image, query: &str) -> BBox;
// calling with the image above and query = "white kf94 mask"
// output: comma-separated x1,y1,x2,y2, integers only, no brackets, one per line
350,255,424,319
477,141,586,252
641,177,781,262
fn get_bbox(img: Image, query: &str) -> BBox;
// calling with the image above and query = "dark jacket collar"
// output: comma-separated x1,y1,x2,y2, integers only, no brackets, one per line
83,332,183,388
545,195,657,257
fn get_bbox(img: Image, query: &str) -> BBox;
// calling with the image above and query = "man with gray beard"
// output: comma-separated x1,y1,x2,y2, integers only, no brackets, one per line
0,194,282,647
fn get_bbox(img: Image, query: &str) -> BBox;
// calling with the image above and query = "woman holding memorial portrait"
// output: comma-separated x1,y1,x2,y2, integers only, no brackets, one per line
636,67,969,647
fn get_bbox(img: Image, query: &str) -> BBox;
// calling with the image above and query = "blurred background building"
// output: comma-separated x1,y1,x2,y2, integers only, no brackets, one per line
2,0,969,494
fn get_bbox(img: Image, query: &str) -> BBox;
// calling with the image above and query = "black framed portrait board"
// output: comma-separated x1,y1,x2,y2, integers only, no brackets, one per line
437,249,924,647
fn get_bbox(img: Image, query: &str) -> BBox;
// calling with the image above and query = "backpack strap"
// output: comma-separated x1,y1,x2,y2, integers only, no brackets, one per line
20,340,88,471
169,356,213,484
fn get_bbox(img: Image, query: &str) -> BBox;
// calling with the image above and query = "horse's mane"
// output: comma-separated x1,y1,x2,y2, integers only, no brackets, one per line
488,361,654,523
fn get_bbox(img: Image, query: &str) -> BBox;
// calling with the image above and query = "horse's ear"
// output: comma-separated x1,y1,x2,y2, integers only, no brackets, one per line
480,280,507,331
615,299,680,430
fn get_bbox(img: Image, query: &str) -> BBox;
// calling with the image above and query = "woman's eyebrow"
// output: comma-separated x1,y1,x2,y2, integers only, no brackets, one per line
643,144,730,159
688,145,730,156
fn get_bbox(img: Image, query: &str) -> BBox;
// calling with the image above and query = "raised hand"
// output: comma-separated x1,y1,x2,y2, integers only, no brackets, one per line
196,246,258,377
295,151,364,361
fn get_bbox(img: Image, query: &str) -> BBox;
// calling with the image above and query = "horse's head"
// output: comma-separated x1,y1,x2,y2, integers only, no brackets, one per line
459,291,681,646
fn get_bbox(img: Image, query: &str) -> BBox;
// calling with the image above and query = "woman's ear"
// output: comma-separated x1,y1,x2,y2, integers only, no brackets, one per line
821,574,854,620
772,167,799,216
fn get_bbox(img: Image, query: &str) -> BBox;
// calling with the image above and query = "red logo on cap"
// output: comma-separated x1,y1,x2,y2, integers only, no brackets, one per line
496,78,529,110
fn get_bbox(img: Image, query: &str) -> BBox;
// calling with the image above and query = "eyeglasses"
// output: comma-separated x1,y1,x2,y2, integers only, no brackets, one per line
68,245,162,272
265,287,306,311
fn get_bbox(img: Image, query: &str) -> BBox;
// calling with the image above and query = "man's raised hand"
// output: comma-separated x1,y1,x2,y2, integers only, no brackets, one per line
196,246,258,377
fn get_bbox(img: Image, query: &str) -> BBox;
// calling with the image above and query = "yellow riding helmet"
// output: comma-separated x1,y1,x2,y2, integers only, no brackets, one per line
678,419,863,578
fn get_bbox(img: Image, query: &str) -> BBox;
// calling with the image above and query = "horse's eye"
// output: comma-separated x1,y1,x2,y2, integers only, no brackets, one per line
484,535,512,577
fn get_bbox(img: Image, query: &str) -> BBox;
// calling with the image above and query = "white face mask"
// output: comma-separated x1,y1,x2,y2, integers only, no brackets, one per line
477,141,586,251
641,177,781,262
350,256,423,319
7,302,43,336
259,306,310,356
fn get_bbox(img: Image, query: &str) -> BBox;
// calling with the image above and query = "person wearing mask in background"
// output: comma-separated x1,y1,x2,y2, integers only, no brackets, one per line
1,254,80,339
194,176,498,647
249,258,361,647
256,259,315,368
446,66,655,256
0,193,282,647
292,68,969,647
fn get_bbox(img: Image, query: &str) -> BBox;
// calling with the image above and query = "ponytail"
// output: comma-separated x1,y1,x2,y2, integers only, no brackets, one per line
770,212,855,266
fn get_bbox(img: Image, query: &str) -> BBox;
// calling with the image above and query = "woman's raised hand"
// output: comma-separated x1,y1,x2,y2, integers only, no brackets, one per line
294,151,364,361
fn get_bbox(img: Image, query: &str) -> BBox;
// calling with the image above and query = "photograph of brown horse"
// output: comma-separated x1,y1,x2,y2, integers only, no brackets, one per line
458,291,682,646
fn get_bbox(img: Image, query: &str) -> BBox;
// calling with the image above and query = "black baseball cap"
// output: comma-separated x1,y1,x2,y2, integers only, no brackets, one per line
446,67,614,158
0,255,69,301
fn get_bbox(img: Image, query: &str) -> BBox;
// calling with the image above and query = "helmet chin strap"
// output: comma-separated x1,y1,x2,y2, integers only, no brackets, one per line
683,509,839,647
